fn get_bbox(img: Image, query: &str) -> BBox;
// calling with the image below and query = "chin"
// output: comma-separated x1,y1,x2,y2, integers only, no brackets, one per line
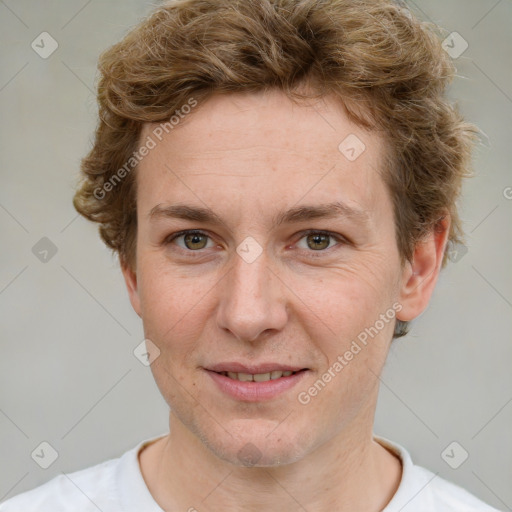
199,419,315,467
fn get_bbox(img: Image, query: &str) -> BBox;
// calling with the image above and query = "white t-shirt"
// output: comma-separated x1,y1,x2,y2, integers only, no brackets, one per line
0,433,502,512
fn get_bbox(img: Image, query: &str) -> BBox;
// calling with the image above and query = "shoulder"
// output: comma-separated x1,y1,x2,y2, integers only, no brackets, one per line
409,464,502,512
0,452,124,512
0,434,167,512
375,436,503,512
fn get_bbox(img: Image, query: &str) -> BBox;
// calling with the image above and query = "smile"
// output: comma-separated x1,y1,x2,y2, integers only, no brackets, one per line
205,368,309,401
216,370,298,381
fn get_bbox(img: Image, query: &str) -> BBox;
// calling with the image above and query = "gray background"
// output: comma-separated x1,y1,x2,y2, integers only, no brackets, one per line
1,0,511,509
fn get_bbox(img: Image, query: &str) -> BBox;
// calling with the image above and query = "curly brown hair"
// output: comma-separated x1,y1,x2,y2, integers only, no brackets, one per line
73,0,480,338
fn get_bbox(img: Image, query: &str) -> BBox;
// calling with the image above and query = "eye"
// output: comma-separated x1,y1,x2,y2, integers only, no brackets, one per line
165,230,215,251
295,230,345,253
164,229,347,256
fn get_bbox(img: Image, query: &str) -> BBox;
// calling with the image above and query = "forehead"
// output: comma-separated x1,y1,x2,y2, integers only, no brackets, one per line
136,90,390,225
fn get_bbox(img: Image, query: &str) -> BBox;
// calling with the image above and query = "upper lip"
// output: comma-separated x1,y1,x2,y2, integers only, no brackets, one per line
206,362,308,374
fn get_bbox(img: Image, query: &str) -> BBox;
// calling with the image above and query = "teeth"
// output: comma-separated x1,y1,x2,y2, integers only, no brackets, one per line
220,370,297,381
253,372,271,382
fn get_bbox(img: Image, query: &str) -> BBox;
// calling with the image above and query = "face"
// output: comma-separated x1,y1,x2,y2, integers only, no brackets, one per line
122,89,443,467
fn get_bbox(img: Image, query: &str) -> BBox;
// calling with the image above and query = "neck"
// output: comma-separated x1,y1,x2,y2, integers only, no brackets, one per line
139,413,402,511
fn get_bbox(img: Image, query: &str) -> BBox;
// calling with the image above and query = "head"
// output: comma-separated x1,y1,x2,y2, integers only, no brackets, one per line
73,0,478,466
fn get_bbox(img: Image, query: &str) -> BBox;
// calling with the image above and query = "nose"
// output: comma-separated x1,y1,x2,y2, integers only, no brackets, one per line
216,248,288,343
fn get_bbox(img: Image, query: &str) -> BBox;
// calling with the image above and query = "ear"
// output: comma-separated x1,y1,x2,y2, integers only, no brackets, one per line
397,215,450,322
121,259,142,318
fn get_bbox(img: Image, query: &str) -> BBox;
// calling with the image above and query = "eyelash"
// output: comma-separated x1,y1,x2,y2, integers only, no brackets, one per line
164,229,347,258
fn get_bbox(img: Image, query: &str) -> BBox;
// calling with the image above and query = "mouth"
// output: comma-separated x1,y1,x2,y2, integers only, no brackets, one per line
204,364,310,401
213,369,304,382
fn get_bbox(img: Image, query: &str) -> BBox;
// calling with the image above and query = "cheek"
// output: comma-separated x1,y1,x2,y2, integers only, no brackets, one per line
292,256,398,344
138,263,210,409
295,268,396,425
137,259,215,362
290,258,399,413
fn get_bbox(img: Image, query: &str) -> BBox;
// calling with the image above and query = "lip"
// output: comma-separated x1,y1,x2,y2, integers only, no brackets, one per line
206,362,307,374
204,368,309,402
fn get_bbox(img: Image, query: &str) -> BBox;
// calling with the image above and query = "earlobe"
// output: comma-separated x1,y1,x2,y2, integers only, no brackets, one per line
121,259,142,318
397,215,450,322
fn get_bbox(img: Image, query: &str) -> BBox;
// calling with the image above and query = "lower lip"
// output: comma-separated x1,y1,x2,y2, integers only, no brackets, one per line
205,369,309,402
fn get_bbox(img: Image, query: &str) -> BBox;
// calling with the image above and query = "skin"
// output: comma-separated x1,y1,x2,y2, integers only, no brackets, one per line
121,89,449,511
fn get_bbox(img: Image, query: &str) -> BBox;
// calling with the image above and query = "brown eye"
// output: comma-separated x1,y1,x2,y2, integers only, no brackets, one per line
306,233,331,251
183,232,209,250
166,230,214,252
295,230,346,255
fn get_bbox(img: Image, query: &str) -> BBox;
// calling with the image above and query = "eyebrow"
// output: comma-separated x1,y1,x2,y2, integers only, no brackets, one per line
148,201,369,227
